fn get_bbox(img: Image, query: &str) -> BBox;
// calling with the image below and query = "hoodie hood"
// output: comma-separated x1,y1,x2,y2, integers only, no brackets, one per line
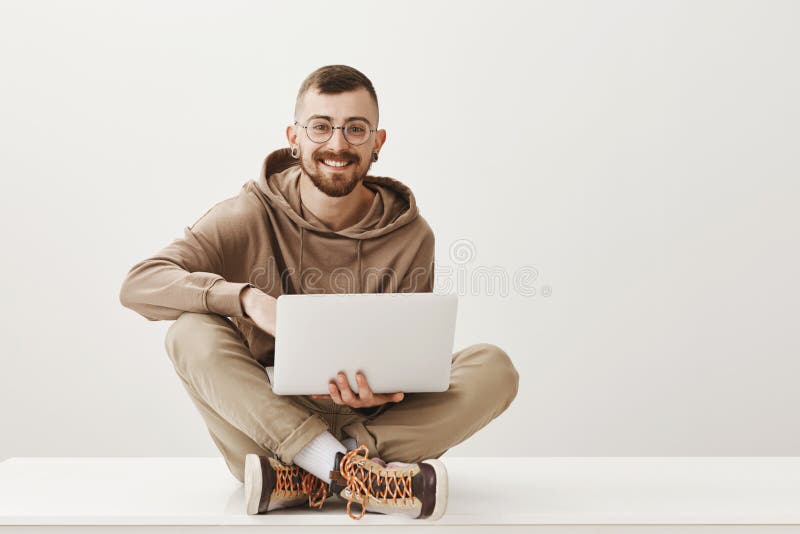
255,146,420,239
252,147,424,294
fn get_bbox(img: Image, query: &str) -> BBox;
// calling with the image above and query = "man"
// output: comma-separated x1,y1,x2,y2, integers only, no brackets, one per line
119,65,519,521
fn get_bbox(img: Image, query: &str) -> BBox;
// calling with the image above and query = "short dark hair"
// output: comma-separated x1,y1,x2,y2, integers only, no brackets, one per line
295,65,379,126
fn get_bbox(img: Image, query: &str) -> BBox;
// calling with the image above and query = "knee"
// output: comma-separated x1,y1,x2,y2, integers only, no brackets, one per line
164,312,219,370
477,343,520,410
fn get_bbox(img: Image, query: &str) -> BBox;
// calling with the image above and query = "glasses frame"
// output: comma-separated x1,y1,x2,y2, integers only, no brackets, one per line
293,117,377,146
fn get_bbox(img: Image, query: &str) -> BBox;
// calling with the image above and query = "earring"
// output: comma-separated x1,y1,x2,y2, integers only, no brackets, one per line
291,146,299,159
372,152,379,162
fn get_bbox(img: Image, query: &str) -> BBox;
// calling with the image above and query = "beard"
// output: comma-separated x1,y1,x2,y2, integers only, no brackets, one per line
298,148,373,198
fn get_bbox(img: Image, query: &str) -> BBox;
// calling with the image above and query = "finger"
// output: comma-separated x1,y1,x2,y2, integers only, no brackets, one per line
328,382,344,404
337,372,357,404
311,394,331,399
355,372,374,401
381,391,404,403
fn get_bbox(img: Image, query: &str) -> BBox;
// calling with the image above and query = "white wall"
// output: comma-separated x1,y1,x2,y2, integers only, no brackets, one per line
1,0,798,461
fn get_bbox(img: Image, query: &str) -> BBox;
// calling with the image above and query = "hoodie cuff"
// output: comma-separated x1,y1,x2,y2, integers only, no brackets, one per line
206,279,254,318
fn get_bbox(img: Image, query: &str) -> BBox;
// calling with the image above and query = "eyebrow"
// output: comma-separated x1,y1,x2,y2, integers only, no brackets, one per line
307,114,373,124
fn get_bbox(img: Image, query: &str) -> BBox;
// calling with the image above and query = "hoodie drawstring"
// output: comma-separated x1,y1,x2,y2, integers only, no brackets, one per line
357,240,362,293
299,227,304,294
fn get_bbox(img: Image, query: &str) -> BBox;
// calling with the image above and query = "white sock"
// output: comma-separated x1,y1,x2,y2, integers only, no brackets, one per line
292,431,346,484
341,437,358,451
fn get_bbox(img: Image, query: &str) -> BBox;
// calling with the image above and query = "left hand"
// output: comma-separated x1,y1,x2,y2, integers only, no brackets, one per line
312,371,404,409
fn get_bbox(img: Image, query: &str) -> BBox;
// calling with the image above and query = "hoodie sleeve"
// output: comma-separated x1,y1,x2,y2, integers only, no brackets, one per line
399,226,435,293
119,197,254,321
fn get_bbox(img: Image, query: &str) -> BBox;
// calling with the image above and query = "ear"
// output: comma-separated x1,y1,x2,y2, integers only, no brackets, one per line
286,124,298,146
373,128,387,153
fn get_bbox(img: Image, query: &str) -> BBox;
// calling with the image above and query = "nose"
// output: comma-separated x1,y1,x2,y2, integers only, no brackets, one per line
326,127,349,151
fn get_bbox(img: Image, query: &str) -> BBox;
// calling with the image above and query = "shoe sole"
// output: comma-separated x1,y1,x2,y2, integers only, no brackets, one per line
421,458,448,521
244,453,263,515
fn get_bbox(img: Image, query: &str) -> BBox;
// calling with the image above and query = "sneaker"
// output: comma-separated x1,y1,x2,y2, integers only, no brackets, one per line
244,454,329,514
327,445,448,520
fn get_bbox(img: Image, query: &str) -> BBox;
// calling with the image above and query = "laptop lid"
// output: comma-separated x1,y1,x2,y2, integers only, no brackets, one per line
269,292,458,395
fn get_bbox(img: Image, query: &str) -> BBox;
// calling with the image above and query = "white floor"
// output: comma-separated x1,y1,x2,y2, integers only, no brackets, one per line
1,456,799,533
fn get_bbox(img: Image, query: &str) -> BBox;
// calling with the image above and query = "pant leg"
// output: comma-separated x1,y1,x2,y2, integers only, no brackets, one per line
341,342,520,463
164,312,331,482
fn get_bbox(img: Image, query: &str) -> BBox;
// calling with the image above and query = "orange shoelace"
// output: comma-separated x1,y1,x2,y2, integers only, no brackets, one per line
301,471,328,508
339,445,415,520
274,463,328,508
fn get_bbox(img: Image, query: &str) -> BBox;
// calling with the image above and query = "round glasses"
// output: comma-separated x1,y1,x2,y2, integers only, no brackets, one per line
294,117,376,146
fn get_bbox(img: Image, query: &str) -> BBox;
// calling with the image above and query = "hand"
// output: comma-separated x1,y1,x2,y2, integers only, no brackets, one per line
240,286,277,336
312,371,404,409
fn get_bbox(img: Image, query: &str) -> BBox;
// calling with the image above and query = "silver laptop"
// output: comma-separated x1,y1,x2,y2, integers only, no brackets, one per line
266,292,458,395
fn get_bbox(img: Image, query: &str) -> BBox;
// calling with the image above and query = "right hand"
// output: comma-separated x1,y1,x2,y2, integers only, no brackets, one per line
312,371,404,409
240,286,277,336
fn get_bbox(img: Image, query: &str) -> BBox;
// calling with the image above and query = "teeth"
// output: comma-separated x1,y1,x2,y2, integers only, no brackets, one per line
323,159,350,167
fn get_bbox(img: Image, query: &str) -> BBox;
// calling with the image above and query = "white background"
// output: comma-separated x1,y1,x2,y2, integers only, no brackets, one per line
1,0,798,461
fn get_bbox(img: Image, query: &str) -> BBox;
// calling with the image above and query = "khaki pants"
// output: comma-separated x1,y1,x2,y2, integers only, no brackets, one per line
164,312,519,483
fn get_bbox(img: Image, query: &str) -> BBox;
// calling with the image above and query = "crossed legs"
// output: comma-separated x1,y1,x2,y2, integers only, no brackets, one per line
164,312,519,482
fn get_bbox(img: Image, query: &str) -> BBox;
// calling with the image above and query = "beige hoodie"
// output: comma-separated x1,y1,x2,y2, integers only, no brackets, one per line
119,147,435,365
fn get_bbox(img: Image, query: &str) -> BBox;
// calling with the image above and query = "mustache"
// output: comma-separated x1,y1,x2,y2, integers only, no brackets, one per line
315,152,358,163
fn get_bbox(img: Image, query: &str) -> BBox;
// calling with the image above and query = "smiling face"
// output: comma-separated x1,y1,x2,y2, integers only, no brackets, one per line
288,87,386,197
